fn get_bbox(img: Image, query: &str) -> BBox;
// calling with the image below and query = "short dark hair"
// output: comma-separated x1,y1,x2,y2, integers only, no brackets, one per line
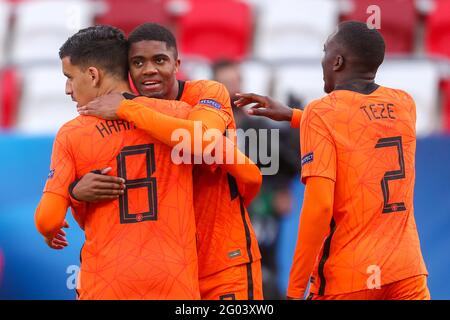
335,21,386,72
59,25,128,80
128,23,178,58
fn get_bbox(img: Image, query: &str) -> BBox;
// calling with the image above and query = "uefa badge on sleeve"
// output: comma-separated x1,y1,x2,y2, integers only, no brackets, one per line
301,152,314,167
48,169,55,179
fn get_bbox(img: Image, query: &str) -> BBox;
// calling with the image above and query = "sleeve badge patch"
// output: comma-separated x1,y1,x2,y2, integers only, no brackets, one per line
48,169,55,179
199,99,222,110
301,152,314,166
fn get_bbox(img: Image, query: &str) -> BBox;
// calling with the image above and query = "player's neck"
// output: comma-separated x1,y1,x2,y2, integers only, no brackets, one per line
99,78,131,96
165,79,180,100
335,74,378,95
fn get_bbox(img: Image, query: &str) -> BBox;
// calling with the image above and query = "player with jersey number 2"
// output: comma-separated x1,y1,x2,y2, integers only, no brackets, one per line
236,21,429,300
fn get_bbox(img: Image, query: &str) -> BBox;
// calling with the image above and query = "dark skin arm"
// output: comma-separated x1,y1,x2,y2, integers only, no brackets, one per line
72,167,125,202
77,93,123,120
235,93,294,121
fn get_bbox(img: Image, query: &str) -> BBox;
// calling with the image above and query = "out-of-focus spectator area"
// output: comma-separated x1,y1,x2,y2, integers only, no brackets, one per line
0,0,450,135
1,0,450,299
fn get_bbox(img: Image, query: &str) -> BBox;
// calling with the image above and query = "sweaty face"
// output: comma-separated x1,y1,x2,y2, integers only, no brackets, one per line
321,34,338,94
128,40,180,99
62,57,97,108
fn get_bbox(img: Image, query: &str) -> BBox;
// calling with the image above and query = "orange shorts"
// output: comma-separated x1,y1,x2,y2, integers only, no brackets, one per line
199,260,264,300
309,275,430,300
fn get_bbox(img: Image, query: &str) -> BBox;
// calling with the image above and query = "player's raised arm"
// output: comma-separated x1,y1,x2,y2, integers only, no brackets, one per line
78,94,213,155
77,81,230,156
235,92,303,128
77,82,263,205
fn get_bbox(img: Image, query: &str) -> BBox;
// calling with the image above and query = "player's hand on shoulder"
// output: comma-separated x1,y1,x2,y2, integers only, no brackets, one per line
77,93,124,120
235,93,293,122
44,221,69,250
72,167,126,202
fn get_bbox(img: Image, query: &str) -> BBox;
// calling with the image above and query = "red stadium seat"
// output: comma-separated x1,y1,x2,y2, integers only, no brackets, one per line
441,80,450,134
0,67,21,129
96,0,173,35
425,0,450,60
342,0,417,54
178,0,253,62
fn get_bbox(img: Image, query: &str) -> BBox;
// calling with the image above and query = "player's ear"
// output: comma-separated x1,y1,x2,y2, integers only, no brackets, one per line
87,67,101,87
333,55,344,71
174,58,181,74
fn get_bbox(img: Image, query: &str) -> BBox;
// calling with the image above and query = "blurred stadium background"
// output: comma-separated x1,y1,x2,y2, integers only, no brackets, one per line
0,0,449,299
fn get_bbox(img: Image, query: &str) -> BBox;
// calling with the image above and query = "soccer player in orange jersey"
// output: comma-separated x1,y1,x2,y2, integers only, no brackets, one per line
236,21,429,300
34,26,201,300
72,24,263,300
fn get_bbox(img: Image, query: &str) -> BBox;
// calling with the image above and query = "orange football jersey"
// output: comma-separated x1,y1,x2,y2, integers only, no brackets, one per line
299,86,428,295
44,96,200,300
179,80,262,278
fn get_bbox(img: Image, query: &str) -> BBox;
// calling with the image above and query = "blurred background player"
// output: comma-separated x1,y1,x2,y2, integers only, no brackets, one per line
74,23,263,300
236,21,429,300
212,60,242,106
34,25,201,299
211,59,302,299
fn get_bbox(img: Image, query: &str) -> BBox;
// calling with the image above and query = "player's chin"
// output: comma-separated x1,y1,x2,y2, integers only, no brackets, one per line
138,87,165,99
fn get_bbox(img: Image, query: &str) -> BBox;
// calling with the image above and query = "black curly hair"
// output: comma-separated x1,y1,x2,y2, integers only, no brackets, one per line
59,25,129,80
128,23,178,59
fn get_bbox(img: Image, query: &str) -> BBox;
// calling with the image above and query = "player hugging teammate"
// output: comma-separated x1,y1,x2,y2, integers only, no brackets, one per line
35,21,429,300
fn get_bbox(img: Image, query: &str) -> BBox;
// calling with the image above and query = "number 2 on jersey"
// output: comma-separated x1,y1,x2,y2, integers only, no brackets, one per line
116,144,157,223
375,136,407,214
